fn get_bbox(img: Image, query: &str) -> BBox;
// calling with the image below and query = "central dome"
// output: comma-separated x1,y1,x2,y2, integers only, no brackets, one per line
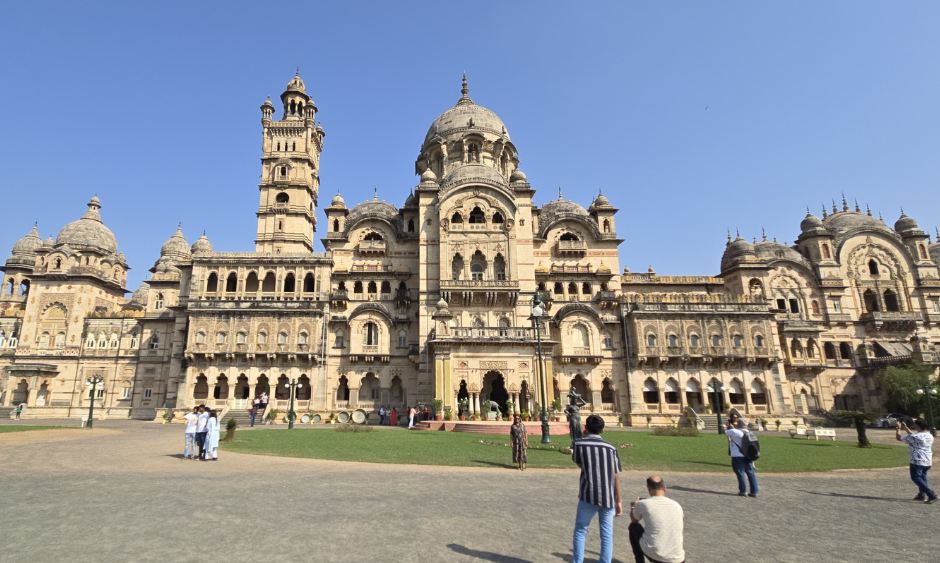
423,75,509,145
55,197,119,255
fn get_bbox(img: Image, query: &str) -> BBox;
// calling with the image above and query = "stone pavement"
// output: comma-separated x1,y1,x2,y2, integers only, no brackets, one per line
0,421,937,563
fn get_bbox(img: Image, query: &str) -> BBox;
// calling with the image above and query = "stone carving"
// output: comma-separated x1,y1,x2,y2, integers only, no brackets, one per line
480,361,507,370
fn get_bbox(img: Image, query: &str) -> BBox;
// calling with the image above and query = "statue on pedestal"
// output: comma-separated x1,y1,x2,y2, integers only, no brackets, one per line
565,387,587,442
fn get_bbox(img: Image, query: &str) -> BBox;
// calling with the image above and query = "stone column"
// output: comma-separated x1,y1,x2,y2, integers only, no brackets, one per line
472,393,480,415
512,393,520,414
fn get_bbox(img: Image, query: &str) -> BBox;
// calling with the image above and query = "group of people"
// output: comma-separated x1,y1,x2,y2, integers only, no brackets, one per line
377,406,398,426
407,405,431,429
183,405,220,461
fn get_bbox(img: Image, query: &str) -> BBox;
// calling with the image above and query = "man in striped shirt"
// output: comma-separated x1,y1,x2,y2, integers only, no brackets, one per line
571,415,623,563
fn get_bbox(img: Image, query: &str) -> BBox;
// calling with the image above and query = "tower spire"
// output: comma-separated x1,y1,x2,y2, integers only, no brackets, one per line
461,73,468,97
822,204,827,219
842,192,849,212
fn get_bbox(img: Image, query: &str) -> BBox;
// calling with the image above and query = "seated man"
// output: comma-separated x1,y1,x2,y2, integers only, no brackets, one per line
629,476,685,563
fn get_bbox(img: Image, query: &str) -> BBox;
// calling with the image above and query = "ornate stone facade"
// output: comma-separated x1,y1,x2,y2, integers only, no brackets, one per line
2,74,937,424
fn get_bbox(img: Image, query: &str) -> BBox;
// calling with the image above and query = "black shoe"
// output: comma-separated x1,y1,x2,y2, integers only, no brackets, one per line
926,497,938,504
913,495,926,501
738,493,747,497
747,493,759,498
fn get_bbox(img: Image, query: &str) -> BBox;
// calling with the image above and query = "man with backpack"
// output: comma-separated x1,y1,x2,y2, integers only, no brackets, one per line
725,413,759,497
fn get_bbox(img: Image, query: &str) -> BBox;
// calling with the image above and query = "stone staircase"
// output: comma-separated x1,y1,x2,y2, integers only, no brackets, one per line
697,414,724,432
221,408,257,429
0,407,13,420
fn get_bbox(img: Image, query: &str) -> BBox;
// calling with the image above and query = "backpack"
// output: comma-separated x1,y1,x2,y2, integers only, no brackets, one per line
740,430,761,462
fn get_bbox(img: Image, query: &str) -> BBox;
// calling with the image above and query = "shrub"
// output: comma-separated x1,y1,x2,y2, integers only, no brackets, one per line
267,409,279,421
226,417,238,431
652,426,700,437
335,422,375,433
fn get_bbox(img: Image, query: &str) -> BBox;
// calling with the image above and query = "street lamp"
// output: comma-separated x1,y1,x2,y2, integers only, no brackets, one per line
706,383,725,434
531,293,551,444
916,384,938,437
284,378,303,430
84,375,104,429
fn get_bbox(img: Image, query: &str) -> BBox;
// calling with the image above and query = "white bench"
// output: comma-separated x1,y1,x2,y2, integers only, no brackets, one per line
805,428,836,441
788,428,806,438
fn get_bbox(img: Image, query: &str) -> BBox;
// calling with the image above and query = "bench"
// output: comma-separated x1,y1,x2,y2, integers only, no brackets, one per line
805,428,836,441
788,428,806,438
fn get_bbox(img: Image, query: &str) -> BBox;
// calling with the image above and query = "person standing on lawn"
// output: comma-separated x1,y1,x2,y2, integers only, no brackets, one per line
378,406,386,426
408,406,416,429
628,476,686,563
510,414,528,471
183,407,199,460
389,408,397,426
571,415,623,563
897,418,937,503
725,413,758,497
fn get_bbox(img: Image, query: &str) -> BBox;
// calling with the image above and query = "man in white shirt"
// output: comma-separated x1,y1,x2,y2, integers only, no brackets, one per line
195,405,209,460
629,476,685,563
897,418,937,503
379,406,386,426
183,407,198,460
725,413,758,497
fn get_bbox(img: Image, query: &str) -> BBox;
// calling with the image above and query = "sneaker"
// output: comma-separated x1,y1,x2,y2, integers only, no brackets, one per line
738,493,747,497
926,497,938,504
747,493,759,498
913,495,926,501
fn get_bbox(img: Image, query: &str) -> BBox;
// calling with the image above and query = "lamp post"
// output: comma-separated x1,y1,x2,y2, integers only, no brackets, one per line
531,293,551,444
84,375,104,429
916,384,938,437
284,378,302,430
706,383,725,434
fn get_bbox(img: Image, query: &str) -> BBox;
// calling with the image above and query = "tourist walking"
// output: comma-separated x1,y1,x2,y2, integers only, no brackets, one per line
259,392,269,412
249,405,258,427
571,415,622,563
195,405,209,460
725,413,758,497
628,476,686,563
14,403,23,420
389,408,397,426
183,407,198,460
408,406,416,429
510,414,528,471
379,406,386,426
204,410,220,461
897,418,937,503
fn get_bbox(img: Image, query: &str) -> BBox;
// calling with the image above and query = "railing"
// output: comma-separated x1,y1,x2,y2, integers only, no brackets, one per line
596,290,617,301
557,240,587,252
331,290,349,301
550,264,592,274
359,240,387,253
440,280,519,289
358,400,375,409
860,311,921,322
335,401,349,409
350,264,394,273
447,327,536,340
573,346,591,355
362,345,379,354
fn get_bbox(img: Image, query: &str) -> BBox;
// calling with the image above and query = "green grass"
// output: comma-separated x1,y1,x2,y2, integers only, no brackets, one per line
0,425,66,434
220,429,909,472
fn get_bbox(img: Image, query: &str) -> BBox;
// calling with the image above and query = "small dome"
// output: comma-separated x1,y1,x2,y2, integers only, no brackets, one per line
404,191,417,207
510,167,527,183
117,252,127,262
42,236,54,247
263,97,274,107
720,235,757,272
535,261,548,274
436,298,449,310
156,262,167,273
420,167,438,184
593,192,610,207
131,284,149,303
55,197,119,255
11,224,42,255
191,233,213,255
160,225,191,261
90,196,100,205
895,211,918,233
330,192,346,208
285,71,306,94
596,262,612,274
800,209,824,232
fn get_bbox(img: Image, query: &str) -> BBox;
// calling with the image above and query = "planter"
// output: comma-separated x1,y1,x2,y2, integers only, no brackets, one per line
459,415,465,421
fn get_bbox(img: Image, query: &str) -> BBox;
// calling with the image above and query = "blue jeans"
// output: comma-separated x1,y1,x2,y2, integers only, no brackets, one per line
910,464,936,499
195,432,207,458
572,500,615,563
184,433,196,458
731,457,758,495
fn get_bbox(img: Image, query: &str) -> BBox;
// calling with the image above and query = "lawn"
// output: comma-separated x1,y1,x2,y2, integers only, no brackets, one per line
0,425,66,434
220,428,909,472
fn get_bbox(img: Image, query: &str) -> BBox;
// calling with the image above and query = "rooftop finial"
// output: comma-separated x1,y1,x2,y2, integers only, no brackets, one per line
832,199,838,214
936,227,939,240
461,73,469,97
878,212,884,223
727,228,732,243
736,228,740,238
842,192,849,212
822,204,828,219
900,206,906,216
866,203,872,216
373,187,378,202
854,199,860,212
762,227,767,242
296,67,300,76
558,186,563,201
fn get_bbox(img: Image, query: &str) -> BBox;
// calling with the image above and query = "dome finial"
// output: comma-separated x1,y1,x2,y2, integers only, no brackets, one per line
762,227,767,242
832,199,838,214
936,227,939,240
735,228,740,238
461,72,468,96
854,199,860,212
727,228,732,243
866,203,872,216
878,212,884,223
558,186,563,201
373,187,378,202
842,192,849,212
821,204,828,219
296,67,300,76
900,206,906,216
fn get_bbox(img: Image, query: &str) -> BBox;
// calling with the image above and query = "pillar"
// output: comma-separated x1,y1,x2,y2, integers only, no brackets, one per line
512,393,520,414
472,393,480,415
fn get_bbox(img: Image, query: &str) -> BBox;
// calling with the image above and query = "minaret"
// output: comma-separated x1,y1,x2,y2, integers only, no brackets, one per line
255,71,325,253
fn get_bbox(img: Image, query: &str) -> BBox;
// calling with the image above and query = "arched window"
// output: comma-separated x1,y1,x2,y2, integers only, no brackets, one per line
790,339,803,358
130,332,138,348
196,332,206,344
194,374,209,400
560,232,579,242
367,281,377,294
603,219,611,233
278,332,288,345
554,282,564,295
108,333,118,348
920,244,928,260
689,334,700,347
884,289,900,312
262,272,276,292
750,380,767,405
788,297,800,314
568,282,578,296
572,324,589,350
582,282,592,296
603,332,613,349
755,334,765,348
467,143,478,163
840,342,854,362
364,232,384,241
643,379,659,404
664,379,680,404
216,332,226,345
494,254,506,281
335,330,345,348
647,334,656,347
712,335,720,347
452,253,464,280
276,192,289,204
276,142,281,151
363,322,379,346
824,342,836,360
236,332,246,344
492,212,504,224
18,280,29,296
85,333,95,348
469,206,485,224
150,335,159,349
97,333,107,348
451,212,463,224
811,300,819,314
299,332,308,346
225,272,237,292
258,332,267,345
333,219,340,232
822,244,831,259
55,258,61,269
245,272,259,293
380,281,391,294
868,260,879,275
206,272,218,293
53,332,65,349
498,317,510,337
728,380,745,404
470,263,484,281
733,334,743,348
353,281,363,294
5,279,13,295
303,273,315,292
863,289,879,313
668,334,678,347
398,329,407,348
601,379,615,403
283,273,296,293
471,318,485,329
408,219,415,232
154,293,164,309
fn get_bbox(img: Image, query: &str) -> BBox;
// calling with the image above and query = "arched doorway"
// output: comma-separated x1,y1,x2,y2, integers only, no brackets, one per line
235,374,249,400
213,375,229,400
193,374,209,400
275,374,290,400
36,381,50,406
571,375,591,402
297,375,311,401
390,376,404,406
482,371,509,415
336,375,350,402
254,374,270,399
13,379,29,405
519,381,530,413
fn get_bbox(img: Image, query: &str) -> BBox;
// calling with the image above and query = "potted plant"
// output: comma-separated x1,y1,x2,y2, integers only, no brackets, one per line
458,398,469,420
433,399,443,421
444,406,453,421
774,419,781,432
704,403,713,414
532,402,541,421
329,412,337,425
618,414,624,428
645,414,653,428
266,409,279,425
505,400,514,419
791,419,800,430
758,417,768,431
471,413,480,421
520,410,530,422
551,398,563,422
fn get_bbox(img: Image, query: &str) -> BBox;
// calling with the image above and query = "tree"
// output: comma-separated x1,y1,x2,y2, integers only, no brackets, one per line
833,411,878,448
879,362,938,416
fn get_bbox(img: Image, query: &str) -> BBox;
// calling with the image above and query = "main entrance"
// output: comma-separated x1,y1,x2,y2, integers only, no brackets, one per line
482,371,509,416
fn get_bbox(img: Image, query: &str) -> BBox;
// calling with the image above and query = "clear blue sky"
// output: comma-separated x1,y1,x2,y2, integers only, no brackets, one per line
2,2,939,291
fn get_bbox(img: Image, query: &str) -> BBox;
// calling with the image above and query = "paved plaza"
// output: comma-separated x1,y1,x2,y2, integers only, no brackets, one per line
0,421,937,563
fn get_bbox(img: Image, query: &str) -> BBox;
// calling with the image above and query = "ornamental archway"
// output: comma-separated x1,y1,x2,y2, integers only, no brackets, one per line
481,371,509,415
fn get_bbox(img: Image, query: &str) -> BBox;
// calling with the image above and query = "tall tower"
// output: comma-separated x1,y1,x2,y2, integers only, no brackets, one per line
255,71,325,253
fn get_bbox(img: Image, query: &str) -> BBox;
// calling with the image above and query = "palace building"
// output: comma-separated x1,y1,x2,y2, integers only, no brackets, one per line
2,73,938,424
